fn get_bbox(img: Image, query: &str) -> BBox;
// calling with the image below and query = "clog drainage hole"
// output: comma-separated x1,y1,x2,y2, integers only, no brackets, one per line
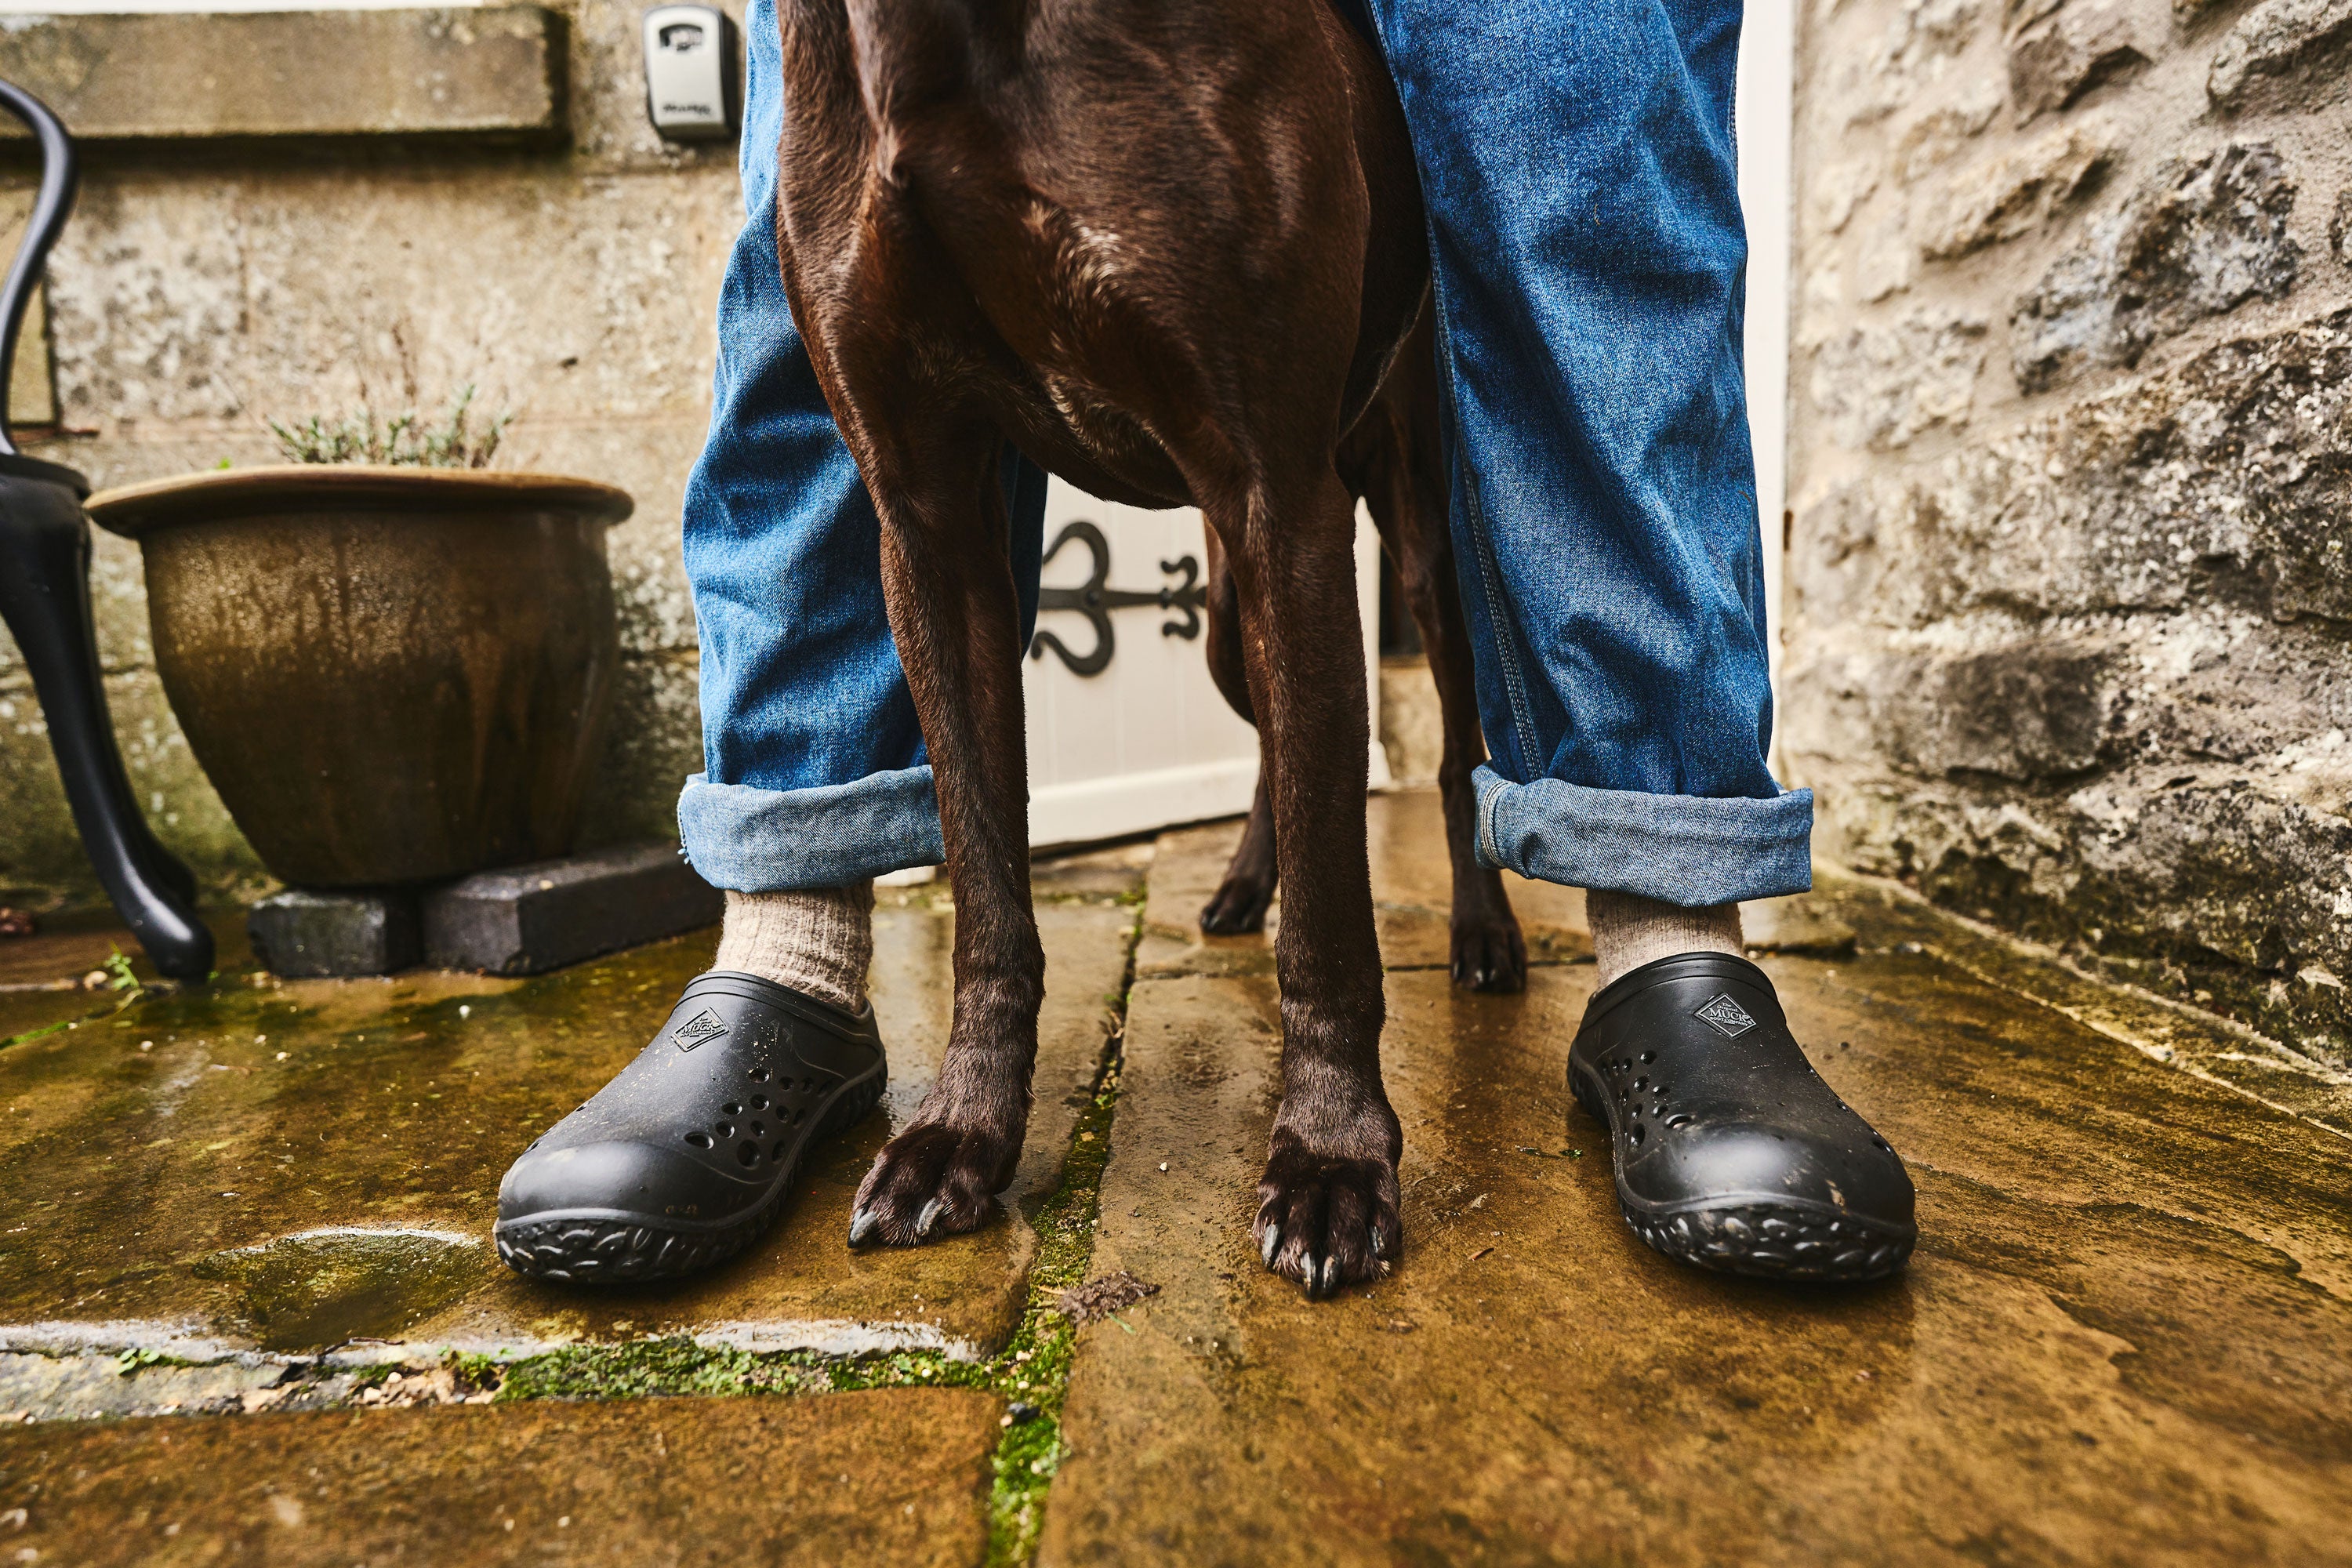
684,1131,713,1149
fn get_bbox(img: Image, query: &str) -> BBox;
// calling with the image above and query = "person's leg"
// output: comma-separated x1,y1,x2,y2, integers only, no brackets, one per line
494,0,1045,1284
680,0,1044,910
1368,0,1803,922
678,0,1046,1006
1368,0,1914,1282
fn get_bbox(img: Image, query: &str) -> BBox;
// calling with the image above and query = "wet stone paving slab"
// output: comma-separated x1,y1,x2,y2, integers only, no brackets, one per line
1045,811,2352,1566
0,1388,1000,1566
0,852,1142,1420
2,792,2349,1566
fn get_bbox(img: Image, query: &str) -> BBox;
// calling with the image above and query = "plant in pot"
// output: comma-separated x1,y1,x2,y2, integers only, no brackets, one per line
86,389,633,894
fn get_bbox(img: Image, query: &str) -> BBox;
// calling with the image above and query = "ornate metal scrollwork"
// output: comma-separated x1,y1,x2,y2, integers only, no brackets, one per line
1027,519,1209,677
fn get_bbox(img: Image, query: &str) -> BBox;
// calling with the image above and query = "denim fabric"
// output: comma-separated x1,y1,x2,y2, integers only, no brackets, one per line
676,0,1046,891
683,0,1809,906
1475,765,1812,908
1370,0,1812,903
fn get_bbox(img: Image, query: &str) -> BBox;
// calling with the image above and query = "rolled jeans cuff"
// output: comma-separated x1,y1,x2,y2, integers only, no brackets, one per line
1472,764,1813,906
677,767,944,891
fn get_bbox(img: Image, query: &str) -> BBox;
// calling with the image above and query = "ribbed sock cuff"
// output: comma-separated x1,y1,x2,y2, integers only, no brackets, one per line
711,883,876,1011
1588,890,1744,990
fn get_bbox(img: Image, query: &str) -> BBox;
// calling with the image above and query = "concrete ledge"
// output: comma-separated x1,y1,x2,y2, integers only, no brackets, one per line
422,842,721,976
249,889,422,979
0,8,568,143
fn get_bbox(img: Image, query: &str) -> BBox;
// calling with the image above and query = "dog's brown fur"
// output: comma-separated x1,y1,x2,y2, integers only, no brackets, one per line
1199,312,1523,994
784,0,1429,1293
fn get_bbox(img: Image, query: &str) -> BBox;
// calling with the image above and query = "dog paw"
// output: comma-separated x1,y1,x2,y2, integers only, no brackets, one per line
1200,873,1274,935
848,1120,1020,1247
1251,1127,1402,1298
1450,913,1526,993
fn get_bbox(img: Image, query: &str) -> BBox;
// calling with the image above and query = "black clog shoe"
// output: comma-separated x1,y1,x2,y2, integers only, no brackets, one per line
1567,951,1915,1282
495,971,887,1284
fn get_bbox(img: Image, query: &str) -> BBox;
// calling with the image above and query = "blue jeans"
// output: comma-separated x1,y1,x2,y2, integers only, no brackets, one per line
678,0,1810,908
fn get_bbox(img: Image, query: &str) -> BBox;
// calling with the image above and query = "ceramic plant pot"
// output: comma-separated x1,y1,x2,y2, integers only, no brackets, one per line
88,466,632,889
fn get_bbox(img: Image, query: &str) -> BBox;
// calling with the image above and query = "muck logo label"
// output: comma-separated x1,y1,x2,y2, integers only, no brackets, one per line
672,1007,728,1051
1693,993,1759,1037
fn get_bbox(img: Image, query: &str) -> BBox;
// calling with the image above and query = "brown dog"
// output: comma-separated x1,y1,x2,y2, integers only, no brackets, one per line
787,0,1428,1294
1198,311,1523,994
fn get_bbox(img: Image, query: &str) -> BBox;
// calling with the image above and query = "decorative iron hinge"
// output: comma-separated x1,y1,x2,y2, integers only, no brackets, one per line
1028,519,1209,678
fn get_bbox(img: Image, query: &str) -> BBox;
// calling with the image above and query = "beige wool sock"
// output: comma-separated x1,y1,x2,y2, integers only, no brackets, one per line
1588,889,1744,990
712,884,876,1012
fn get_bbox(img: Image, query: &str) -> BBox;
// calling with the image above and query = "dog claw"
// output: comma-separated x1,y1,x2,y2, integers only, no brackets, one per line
848,1207,881,1247
916,1198,943,1238
1317,1254,1341,1296
1261,1226,1279,1268
1369,1224,1387,1259
1299,1253,1320,1295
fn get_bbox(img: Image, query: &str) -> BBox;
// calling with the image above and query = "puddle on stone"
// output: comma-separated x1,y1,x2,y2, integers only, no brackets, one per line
193,1227,494,1352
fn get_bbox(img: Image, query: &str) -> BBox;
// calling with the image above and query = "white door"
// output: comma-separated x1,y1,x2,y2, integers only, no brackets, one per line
1023,483,1386,851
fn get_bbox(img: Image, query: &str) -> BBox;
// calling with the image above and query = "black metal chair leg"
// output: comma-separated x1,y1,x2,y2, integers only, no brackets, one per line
0,78,212,982
0,462,216,982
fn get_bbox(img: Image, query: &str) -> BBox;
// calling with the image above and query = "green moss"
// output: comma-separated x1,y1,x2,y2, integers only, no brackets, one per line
0,1019,78,1051
483,1338,823,1402
976,906,1135,1565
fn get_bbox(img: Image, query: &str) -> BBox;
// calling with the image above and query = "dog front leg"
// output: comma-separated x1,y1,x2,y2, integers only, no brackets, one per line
848,438,1045,1247
1219,466,1401,1298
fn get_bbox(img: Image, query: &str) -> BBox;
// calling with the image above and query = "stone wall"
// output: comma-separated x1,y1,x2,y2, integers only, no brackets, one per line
1788,0,2352,1065
0,3,742,911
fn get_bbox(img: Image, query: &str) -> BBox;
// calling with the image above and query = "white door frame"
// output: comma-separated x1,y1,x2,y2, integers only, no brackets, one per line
1737,0,1795,759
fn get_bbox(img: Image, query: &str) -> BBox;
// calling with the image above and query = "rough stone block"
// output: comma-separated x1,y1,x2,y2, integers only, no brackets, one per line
2208,0,2352,113
1828,0,1986,127
0,8,568,143
2008,0,2149,122
1879,641,2117,780
2010,143,2300,392
1917,125,2114,260
1809,307,1987,449
420,841,722,975
249,889,421,978
1798,305,2352,633
1813,764,2352,1067
2332,188,2352,268
1809,158,1882,236
1890,88,2004,183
